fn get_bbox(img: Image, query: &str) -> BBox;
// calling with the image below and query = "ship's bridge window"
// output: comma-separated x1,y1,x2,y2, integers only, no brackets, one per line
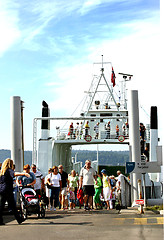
90,114,96,122
116,114,120,121
100,113,113,117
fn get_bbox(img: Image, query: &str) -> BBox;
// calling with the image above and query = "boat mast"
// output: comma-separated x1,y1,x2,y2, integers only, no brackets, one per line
85,55,119,115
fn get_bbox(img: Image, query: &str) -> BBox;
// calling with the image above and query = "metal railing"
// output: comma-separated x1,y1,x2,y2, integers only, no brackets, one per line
121,175,131,207
73,161,83,174
56,128,129,141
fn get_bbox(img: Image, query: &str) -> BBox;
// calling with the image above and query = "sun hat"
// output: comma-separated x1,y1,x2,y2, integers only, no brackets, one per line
101,169,107,174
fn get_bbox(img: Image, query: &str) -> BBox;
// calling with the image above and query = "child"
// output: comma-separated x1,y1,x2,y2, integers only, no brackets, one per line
94,173,103,209
69,187,75,210
109,188,116,209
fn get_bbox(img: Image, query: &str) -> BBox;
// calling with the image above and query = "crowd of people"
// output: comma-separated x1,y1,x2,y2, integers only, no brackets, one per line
79,160,123,211
68,121,129,140
45,160,124,211
0,158,125,225
68,121,147,148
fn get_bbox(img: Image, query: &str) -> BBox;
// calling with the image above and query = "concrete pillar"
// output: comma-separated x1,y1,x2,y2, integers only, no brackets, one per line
37,100,51,176
41,101,50,139
128,90,142,204
11,96,23,172
150,106,158,162
150,106,158,182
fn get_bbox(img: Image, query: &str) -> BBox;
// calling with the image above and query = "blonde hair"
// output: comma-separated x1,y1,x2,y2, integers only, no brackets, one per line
52,166,58,170
71,170,76,177
0,158,14,176
85,160,91,164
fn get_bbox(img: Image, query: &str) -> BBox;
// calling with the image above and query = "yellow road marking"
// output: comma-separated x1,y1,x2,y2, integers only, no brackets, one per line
134,218,147,225
157,217,164,224
113,217,164,225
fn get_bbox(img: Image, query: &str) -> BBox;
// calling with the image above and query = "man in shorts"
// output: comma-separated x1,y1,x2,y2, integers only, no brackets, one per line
79,160,97,210
58,165,69,210
116,170,124,206
31,164,45,197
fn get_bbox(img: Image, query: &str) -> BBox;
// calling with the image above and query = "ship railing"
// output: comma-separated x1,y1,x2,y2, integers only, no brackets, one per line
56,128,129,141
73,161,83,174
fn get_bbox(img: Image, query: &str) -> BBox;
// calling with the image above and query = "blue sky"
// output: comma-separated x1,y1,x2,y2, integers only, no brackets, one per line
0,0,162,151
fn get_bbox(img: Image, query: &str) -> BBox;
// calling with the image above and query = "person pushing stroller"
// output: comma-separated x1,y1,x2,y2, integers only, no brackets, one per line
17,165,45,219
16,164,36,188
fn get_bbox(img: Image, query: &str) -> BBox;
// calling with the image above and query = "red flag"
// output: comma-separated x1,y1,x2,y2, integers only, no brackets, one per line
111,67,116,87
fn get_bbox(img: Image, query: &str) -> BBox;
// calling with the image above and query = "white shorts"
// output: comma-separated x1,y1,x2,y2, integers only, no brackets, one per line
103,187,110,201
61,187,67,196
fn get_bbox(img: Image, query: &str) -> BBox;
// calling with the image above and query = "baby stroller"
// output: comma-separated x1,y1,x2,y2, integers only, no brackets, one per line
19,187,45,219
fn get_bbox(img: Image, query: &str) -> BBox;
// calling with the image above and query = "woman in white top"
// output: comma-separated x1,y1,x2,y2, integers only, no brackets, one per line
47,166,62,211
45,168,52,209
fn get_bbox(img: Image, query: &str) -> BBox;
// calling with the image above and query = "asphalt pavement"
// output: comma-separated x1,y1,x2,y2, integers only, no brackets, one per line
1,207,163,240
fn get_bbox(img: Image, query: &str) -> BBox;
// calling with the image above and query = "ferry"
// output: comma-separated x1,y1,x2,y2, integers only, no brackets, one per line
10,56,163,207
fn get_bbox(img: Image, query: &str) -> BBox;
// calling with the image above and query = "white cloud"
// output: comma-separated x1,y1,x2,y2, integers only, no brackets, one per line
0,0,21,55
47,13,160,120
79,0,102,15
0,0,158,55
48,63,93,115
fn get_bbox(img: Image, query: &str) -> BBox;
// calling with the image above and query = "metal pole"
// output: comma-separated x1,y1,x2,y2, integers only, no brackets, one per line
97,144,99,173
34,116,128,121
21,101,25,167
143,173,147,208
138,179,144,213
128,90,142,205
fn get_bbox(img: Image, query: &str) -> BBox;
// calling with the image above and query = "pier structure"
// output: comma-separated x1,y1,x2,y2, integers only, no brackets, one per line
10,96,24,172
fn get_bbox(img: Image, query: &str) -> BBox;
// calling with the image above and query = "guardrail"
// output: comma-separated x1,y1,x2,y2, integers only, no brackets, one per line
56,128,129,141
121,175,131,207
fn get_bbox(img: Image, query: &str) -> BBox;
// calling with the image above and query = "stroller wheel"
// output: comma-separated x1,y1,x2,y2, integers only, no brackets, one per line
36,211,40,219
22,208,27,219
21,202,27,219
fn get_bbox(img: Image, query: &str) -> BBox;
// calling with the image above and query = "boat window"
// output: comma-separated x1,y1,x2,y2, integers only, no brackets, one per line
100,113,113,117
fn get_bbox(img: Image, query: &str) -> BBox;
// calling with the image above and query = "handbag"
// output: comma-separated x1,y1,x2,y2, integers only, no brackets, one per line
46,183,52,189
46,173,53,189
